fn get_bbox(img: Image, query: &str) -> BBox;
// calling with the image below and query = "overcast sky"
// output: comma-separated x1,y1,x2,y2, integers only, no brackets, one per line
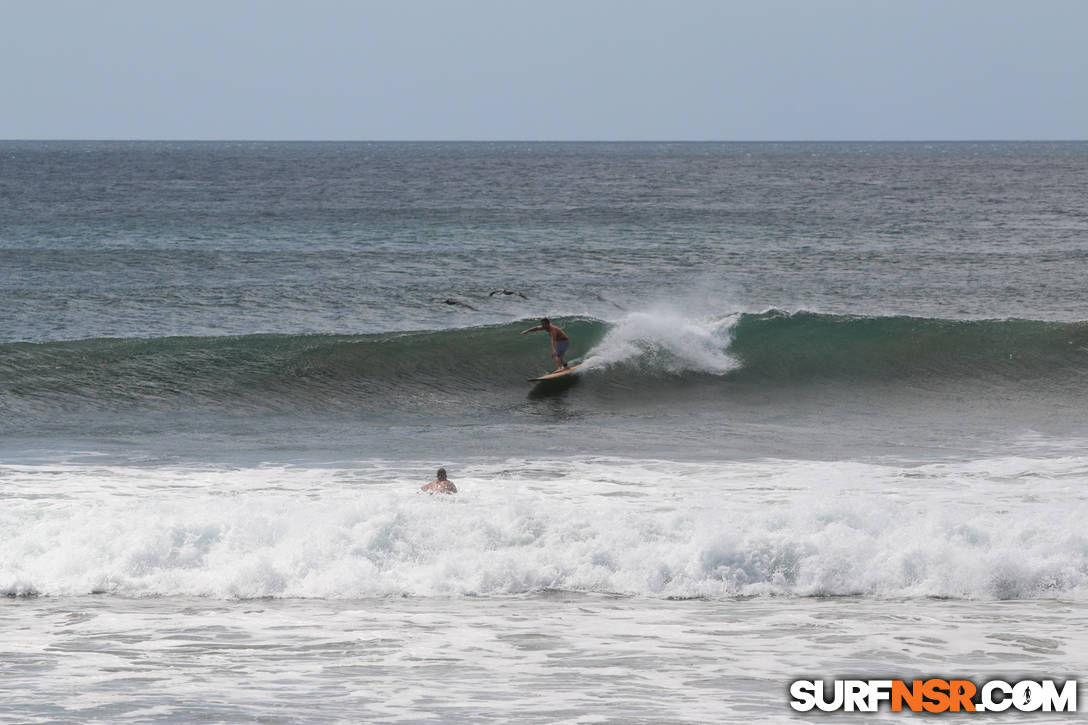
3,0,1086,140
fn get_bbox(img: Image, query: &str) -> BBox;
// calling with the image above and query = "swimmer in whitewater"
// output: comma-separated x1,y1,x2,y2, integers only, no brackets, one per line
421,467,457,495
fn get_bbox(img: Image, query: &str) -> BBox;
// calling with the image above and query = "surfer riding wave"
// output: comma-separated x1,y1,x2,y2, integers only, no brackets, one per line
521,317,570,371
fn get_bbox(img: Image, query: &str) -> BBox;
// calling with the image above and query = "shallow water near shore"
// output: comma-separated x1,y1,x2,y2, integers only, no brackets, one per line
5,594,1087,724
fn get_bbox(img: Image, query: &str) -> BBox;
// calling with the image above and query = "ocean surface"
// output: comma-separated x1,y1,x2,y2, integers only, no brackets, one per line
2,141,1088,723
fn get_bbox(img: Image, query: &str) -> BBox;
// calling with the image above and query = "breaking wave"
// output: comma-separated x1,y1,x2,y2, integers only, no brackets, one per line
4,311,1088,426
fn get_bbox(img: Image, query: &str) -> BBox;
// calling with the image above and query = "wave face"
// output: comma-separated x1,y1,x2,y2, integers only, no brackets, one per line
725,311,1088,384
3,457,1086,601
0,325,571,419
5,312,1088,421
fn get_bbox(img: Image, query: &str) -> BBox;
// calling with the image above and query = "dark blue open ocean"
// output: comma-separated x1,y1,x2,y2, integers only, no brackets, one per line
3,141,1087,723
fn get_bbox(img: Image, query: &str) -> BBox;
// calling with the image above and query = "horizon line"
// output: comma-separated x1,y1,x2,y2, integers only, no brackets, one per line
2,138,1086,144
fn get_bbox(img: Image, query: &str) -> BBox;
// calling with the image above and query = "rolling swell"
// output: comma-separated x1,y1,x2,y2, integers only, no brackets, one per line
3,313,1088,425
727,310,1088,383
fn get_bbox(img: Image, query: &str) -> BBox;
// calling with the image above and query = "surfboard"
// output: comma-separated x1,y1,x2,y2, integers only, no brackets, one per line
527,363,583,382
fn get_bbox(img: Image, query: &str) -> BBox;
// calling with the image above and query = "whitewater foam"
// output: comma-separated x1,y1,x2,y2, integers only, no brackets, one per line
581,308,738,374
4,456,1086,600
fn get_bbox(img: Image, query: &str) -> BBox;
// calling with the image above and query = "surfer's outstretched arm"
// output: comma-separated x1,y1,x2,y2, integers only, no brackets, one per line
520,324,543,335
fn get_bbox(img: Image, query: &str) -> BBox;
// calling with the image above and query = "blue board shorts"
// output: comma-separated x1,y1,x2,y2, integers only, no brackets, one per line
555,339,570,357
